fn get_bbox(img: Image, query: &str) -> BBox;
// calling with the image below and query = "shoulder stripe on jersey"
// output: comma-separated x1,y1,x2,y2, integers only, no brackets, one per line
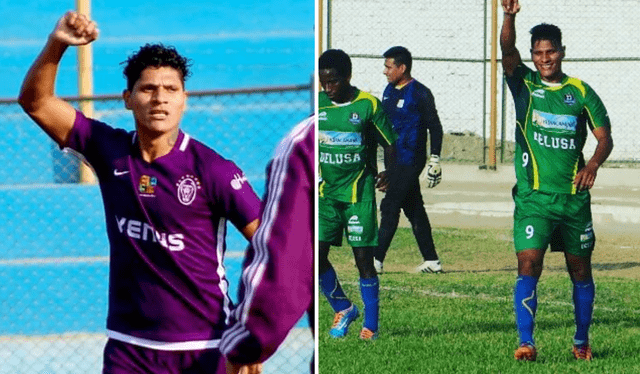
353,91,396,146
179,133,191,152
354,90,379,112
220,116,313,357
564,77,587,97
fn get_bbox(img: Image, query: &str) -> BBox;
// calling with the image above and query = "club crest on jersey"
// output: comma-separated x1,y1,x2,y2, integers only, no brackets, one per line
348,112,362,125
176,175,202,205
231,173,248,190
564,93,576,106
139,175,157,196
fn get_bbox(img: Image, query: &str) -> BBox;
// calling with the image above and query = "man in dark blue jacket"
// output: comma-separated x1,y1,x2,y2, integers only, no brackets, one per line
375,46,444,274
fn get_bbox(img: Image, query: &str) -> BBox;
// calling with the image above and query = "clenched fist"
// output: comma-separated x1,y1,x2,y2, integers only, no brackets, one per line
51,11,99,46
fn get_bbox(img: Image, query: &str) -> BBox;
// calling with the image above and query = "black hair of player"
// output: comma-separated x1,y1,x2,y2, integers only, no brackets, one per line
122,43,192,91
530,23,563,51
319,49,352,78
383,46,412,74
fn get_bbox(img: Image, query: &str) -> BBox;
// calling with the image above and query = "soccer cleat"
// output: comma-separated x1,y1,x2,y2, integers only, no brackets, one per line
514,343,537,361
359,327,378,341
572,344,592,361
329,304,359,338
374,259,384,274
416,260,443,273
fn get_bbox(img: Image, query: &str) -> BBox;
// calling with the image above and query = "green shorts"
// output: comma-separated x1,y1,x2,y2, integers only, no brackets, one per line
318,197,378,247
513,188,595,257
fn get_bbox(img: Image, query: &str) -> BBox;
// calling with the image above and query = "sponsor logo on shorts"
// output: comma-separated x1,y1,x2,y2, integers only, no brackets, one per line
347,225,364,234
176,175,202,205
348,215,361,225
580,222,594,242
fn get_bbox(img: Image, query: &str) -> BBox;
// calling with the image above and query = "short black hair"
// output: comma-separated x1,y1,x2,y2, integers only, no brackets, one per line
122,43,192,91
319,49,352,78
383,46,412,74
530,23,563,50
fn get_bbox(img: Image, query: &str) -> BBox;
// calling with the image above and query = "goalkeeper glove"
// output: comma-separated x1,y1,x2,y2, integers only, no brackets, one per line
426,155,442,188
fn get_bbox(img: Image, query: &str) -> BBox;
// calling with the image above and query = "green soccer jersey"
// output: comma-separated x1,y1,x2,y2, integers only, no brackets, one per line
318,88,397,203
506,64,611,194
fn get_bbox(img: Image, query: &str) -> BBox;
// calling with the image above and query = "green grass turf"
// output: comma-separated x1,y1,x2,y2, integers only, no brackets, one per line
318,227,640,373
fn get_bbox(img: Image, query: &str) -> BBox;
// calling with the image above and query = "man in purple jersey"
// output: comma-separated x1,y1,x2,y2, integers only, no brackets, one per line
19,11,262,374
220,116,314,374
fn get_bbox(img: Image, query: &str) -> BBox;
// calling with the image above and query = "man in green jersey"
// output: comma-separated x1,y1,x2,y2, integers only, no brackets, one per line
318,49,397,341
501,0,613,362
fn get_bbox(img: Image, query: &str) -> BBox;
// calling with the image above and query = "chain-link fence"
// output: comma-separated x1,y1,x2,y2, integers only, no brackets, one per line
0,84,313,373
323,0,640,164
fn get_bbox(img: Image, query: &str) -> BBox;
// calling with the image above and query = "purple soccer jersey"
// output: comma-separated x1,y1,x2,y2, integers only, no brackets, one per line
66,111,261,349
220,116,315,364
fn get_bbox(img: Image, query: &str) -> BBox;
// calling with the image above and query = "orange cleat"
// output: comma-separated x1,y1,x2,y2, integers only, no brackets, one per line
514,343,537,361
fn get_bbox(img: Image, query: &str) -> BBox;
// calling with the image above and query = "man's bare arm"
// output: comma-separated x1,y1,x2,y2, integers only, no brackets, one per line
18,11,99,147
240,218,260,240
500,0,522,77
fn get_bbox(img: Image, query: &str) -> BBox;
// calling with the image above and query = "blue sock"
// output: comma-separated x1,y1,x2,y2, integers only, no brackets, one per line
573,279,595,347
514,275,538,346
360,276,379,332
319,267,351,312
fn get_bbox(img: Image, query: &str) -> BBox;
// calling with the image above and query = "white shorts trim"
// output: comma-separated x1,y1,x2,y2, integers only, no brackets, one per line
107,330,220,351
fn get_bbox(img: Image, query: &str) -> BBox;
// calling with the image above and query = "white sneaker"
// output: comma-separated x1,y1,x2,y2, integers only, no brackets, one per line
374,259,384,274
417,260,443,273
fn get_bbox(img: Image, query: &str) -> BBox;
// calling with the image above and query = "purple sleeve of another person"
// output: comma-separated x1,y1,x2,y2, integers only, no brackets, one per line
220,117,315,364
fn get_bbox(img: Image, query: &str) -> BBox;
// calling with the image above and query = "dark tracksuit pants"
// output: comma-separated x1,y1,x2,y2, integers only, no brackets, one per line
376,163,438,263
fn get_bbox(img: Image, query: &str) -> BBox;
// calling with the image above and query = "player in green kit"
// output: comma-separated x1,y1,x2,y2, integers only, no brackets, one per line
501,0,614,362
318,49,397,341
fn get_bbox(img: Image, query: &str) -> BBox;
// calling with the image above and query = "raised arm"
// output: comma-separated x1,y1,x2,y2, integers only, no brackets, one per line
18,11,99,147
500,0,522,77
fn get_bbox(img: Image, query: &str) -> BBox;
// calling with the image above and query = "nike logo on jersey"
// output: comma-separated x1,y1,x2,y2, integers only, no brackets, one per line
114,169,130,176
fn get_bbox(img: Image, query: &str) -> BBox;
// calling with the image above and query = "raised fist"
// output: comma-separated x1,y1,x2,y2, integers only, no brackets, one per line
51,11,99,46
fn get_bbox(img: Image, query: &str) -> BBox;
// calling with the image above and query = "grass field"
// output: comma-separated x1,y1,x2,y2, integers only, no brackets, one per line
318,227,640,373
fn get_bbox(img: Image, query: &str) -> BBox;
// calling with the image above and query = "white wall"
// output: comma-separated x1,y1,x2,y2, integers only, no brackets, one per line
324,0,640,161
